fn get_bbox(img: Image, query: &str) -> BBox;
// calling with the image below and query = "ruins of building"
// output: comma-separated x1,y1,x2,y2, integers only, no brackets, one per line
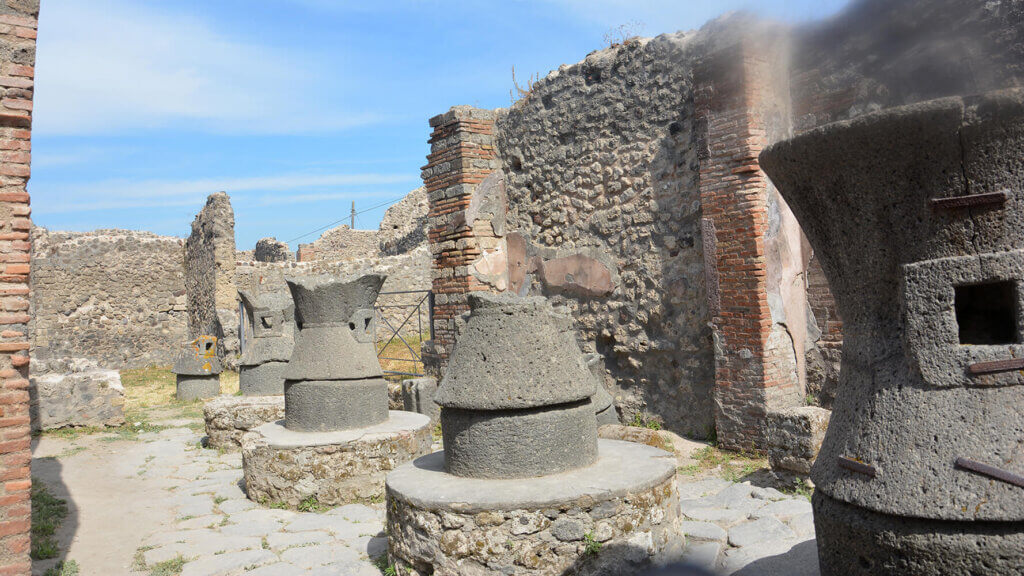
420,0,1024,450
0,2,38,574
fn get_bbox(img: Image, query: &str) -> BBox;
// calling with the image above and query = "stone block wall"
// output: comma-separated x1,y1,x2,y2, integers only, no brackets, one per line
494,34,716,437
421,107,502,370
235,246,431,343
30,228,187,369
378,186,427,256
296,225,379,262
184,192,238,363
0,2,36,574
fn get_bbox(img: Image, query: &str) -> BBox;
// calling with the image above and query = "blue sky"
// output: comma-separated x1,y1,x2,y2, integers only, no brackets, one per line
30,0,850,250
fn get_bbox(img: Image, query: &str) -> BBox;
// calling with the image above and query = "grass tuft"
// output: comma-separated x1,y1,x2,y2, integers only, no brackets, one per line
31,480,68,560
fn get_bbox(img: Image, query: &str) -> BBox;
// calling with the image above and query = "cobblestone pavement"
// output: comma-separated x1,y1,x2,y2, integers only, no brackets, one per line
34,423,819,575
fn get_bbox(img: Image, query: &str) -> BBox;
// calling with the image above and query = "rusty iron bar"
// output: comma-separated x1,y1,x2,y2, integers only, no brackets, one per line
837,456,877,477
930,190,1007,210
968,357,1024,375
955,457,1024,488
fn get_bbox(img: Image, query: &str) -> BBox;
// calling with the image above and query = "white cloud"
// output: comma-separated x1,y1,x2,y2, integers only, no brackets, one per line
33,0,381,135
32,172,419,214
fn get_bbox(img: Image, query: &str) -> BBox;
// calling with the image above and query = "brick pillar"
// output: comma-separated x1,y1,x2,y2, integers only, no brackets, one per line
695,39,797,451
0,5,36,576
421,106,500,374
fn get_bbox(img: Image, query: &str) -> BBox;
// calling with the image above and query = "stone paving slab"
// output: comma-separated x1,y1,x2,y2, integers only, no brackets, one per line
113,424,820,576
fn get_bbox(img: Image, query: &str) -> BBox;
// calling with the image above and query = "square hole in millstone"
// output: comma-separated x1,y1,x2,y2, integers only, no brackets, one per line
954,281,1019,345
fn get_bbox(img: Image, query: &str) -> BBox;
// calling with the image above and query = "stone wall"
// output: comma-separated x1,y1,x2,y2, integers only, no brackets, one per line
297,225,379,262
30,228,187,369
495,34,717,438
0,2,37,574
236,246,431,343
378,186,427,255
184,192,238,363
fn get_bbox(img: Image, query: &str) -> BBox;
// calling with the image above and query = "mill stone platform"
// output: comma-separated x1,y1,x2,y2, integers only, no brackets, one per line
242,410,432,508
203,395,285,451
386,439,683,576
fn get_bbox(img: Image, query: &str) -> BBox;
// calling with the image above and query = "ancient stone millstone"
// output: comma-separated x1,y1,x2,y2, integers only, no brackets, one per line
172,335,222,400
283,273,389,432
434,293,599,478
585,352,619,426
759,89,1024,575
238,289,295,396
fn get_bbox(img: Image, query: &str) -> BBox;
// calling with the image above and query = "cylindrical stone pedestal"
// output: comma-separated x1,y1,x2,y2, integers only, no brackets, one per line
243,410,432,508
387,440,682,576
204,395,285,451
441,401,597,478
813,492,1024,575
238,361,288,396
283,378,389,432
175,374,221,401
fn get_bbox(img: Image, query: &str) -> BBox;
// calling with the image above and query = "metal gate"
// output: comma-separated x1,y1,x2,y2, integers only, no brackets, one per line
374,290,433,378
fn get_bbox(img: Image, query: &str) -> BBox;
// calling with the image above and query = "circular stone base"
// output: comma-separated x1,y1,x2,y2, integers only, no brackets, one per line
386,440,682,576
175,374,221,401
203,395,285,451
441,401,598,479
242,410,432,508
814,491,1024,576
284,378,389,432
239,362,287,396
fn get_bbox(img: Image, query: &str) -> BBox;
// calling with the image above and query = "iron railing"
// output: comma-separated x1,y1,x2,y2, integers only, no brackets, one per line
374,289,433,377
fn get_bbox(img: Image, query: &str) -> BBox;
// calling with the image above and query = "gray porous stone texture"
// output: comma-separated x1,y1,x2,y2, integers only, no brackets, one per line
300,225,380,262
176,375,221,401
172,337,223,375
585,353,619,426
442,402,598,479
204,395,285,451
284,379,389,432
435,293,597,478
184,192,238,364
282,273,390,432
760,89,1024,574
765,406,830,477
28,358,125,431
242,411,431,508
386,440,682,576
401,377,440,423
434,294,596,410
253,237,293,263
378,186,428,255
813,491,1024,576
238,289,295,395
494,31,718,437
30,227,187,369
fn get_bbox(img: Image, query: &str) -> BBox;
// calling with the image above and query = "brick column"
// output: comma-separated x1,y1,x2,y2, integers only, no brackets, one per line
695,39,797,451
420,106,500,374
0,5,36,576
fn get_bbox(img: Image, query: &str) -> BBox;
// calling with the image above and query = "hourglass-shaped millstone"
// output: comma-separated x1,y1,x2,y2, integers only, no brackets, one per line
238,290,295,396
282,274,389,432
172,335,222,400
760,90,1024,575
434,293,598,478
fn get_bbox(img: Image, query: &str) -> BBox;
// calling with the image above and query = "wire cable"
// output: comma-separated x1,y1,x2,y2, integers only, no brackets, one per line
284,195,407,244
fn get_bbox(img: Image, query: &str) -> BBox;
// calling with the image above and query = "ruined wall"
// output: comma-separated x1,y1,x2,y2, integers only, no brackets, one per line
184,192,238,362
297,225,379,262
378,187,427,255
236,246,431,342
495,34,716,437
30,228,186,369
0,2,37,574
